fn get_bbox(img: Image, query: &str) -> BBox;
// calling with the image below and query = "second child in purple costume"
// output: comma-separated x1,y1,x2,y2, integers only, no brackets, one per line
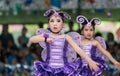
76,15,120,76
29,9,100,76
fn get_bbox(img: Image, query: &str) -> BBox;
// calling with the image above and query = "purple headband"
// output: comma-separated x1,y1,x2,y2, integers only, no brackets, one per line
44,9,71,20
76,15,101,27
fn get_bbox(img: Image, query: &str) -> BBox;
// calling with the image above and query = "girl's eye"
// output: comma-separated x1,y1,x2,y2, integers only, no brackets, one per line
85,29,88,31
90,29,93,31
50,19,54,22
57,19,61,22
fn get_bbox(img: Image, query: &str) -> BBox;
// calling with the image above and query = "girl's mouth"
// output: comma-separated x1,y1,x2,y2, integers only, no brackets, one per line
53,27,57,29
87,34,91,37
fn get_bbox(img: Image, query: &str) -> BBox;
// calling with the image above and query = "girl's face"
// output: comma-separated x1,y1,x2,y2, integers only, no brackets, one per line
48,16,64,33
82,25,94,39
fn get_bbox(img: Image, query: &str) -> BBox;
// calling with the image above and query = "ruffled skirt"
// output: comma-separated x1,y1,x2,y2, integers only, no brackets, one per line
80,57,107,76
34,58,82,76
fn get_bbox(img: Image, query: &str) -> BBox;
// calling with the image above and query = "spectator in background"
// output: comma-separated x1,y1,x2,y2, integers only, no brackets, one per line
38,22,44,28
94,32,102,37
0,40,4,63
106,32,118,53
117,46,120,61
0,40,4,76
106,44,120,76
65,20,74,34
29,43,41,61
68,20,74,32
76,22,81,34
0,24,15,49
118,43,120,47
5,0,10,5
18,26,29,50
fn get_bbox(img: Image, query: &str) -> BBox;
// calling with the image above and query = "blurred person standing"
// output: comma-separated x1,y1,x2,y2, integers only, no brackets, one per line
94,32,102,37
65,20,74,34
106,32,118,53
38,22,44,28
0,24,15,50
0,40,4,76
18,26,29,50
0,40,4,62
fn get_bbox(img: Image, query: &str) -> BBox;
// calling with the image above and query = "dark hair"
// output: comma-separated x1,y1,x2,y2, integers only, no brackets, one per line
95,32,102,37
107,32,114,40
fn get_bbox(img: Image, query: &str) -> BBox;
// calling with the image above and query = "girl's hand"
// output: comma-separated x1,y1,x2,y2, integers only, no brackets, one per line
88,61,99,72
114,62,120,70
47,38,54,43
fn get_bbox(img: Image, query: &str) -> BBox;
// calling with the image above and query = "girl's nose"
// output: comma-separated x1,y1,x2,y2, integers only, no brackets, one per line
53,22,57,26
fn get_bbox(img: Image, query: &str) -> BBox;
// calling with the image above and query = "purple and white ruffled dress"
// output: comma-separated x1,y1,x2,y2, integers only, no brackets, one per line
34,34,82,76
79,43,107,76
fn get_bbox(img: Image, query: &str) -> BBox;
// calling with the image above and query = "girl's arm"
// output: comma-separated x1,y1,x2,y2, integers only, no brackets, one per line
66,35,99,71
95,40,120,65
29,34,53,43
29,34,45,43
95,40,118,64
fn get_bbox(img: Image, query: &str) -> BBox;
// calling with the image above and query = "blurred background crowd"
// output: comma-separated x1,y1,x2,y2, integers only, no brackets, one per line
0,0,120,76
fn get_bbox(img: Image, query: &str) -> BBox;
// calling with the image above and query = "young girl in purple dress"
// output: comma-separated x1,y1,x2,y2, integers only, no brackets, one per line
76,15,120,76
29,9,100,76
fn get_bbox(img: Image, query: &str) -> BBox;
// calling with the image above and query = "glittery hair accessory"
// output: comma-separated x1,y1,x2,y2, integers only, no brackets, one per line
44,9,71,20
76,15,101,26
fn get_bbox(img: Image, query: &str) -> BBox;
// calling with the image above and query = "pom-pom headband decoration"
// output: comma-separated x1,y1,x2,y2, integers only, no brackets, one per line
44,9,71,20
76,15,101,27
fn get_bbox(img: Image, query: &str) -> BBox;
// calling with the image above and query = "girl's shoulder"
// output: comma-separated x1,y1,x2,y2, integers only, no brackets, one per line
92,39,100,46
80,39,98,46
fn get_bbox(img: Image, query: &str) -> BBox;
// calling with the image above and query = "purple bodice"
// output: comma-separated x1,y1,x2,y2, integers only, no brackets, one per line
80,44,96,65
48,36,66,68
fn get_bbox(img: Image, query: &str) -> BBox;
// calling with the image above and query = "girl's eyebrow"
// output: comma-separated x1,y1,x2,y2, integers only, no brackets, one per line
57,19,61,20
